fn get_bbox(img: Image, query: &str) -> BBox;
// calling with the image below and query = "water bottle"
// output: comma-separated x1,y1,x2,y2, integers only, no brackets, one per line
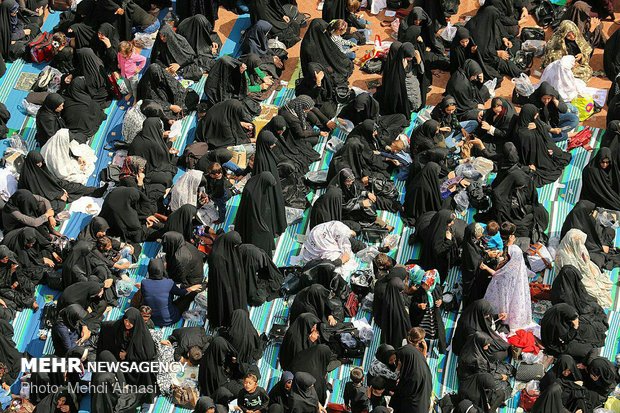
19,381,30,399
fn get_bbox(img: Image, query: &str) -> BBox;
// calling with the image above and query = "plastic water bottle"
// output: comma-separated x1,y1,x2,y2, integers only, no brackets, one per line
19,381,30,399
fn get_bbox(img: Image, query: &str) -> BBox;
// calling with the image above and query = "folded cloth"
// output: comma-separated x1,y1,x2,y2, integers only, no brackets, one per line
508,329,541,355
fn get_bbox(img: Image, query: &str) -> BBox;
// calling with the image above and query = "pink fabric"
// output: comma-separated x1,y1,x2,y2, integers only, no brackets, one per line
117,52,146,78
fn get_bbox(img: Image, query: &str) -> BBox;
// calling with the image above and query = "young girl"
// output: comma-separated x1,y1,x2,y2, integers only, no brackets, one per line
406,265,447,354
327,19,358,60
117,41,147,100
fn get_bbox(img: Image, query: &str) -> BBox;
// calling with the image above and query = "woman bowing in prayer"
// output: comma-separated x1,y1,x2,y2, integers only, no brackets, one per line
220,309,264,364
207,231,246,328
444,59,490,121
97,308,158,404
196,100,254,149
543,20,593,81
289,284,338,326
309,186,343,230
248,0,300,48
137,63,193,119
198,336,242,397
235,171,285,257
484,244,535,332
389,345,432,413
61,77,106,142
161,231,206,287
581,147,620,211
74,48,110,109
239,242,283,306
541,303,606,361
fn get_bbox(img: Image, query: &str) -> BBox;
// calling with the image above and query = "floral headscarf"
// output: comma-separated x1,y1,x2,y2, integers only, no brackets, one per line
407,265,439,307
542,20,592,81
283,95,315,130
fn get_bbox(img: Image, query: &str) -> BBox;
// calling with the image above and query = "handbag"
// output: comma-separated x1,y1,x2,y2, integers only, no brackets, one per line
516,362,545,381
361,227,388,244
519,387,539,411
172,384,199,409
326,403,348,413
511,50,534,71
520,27,545,42
529,282,552,302
344,292,360,317
371,178,399,199
361,58,383,74
533,0,555,27
268,323,288,341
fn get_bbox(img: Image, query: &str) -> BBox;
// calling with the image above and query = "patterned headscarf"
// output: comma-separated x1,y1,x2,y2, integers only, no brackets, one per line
284,95,315,130
542,20,592,81
407,264,439,307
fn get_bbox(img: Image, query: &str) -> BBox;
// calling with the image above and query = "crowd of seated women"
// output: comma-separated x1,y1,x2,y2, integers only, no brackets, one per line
2,0,620,411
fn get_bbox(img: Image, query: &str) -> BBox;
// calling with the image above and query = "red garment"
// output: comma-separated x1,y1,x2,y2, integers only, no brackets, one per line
507,329,541,355
567,127,593,151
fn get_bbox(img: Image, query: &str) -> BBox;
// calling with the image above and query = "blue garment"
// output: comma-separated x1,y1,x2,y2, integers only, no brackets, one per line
51,322,79,356
550,103,579,142
141,278,187,327
479,223,504,251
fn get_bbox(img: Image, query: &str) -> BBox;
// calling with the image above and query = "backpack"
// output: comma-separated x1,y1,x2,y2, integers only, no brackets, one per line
28,32,55,64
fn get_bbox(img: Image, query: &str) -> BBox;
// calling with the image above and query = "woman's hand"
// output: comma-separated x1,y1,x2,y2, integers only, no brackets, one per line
413,50,422,64
320,131,329,137
241,121,254,130
99,35,111,48
315,70,324,86
119,350,127,360
145,215,160,227
367,192,377,203
497,50,510,61
340,251,351,264
187,284,203,293
502,37,513,49
166,63,180,75
77,326,91,345
327,315,337,326
550,128,561,135
439,126,452,133
481,121,491,131
115,7,124,14
170,104,182,114
283,15,290,23
445,230,452,240
498,312,508,320
435,299,442,307
273,55,284,68
590,17,601,31
418,303,427,310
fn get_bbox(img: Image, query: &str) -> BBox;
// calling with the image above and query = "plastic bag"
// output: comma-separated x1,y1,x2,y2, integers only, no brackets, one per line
370,0,386,15
116,280,134,297
571,95,596,121
382,234,400,249
361,293,373,312
19,99,41,117
133,32,155,49
522,351,545,364
326,137,344,153
597,208,619,229
285,207,304,225
197,201,219,226
456,163,483,181
355,246,380,263
440,23,457,42
336,118,354,133
169,120,183,140
454,190,469,212
512,73,536,97
472,157,494,178
525,380,540,394
522,40,546,57
194,291,208,309
352,318,374,344
183,308,206,323
483,78,497,97
479,0,485,4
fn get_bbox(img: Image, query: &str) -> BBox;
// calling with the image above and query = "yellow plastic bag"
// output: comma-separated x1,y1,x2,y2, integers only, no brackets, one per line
604,395,620,412
571,95,595,121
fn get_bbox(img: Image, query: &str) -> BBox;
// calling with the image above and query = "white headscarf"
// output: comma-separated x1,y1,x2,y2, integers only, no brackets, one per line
484,244,534,332
169,169,204,212
538,55,587,101
40,129,97,185
301,220,353,263
555,228,613,308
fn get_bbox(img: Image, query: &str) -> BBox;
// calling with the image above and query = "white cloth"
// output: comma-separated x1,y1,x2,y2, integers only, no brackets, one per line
555,228,613,308
538,55,587,101
484,244,534,332
40,129,97,185
68,196,104,215
301,221,353,263
169,169,203,212
0,168,17,202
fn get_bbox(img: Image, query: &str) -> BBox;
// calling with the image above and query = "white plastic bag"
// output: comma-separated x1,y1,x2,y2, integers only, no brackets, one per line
512,73,536,97
483,78,497,99
522,40,546,56
382,234,400,249
20,99,40,117
355,246,380,263
133,32,156,49
440,23,457,42
169,120,183,140
522,351,544,364
197,201,219,226
285,207,304,225
370,0,386,15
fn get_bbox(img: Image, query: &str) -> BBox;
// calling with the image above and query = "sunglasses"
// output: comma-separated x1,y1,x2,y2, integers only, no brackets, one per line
209,169,223,175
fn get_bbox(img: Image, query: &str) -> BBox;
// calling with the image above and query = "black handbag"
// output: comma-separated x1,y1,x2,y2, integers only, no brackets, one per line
361,228,388,244
361,58,383,74
279,266,304,298
515,362,545,381
371,178,399,200
520,27,545,42
511,50,535,71
533,0,555,27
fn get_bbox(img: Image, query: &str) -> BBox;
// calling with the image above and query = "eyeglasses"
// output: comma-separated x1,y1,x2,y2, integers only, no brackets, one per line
209,169,223,175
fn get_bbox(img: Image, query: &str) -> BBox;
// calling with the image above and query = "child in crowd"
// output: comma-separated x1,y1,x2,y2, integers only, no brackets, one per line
327,19,358,60
482,220,504,253
367,376,388,411
96,236,133,279
140,305,155,329
406,326,428,357
117,41,147,100
500,221,517,253
204,162,232,224
344,367,369,413
373,252,395,279
236,372,269,413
